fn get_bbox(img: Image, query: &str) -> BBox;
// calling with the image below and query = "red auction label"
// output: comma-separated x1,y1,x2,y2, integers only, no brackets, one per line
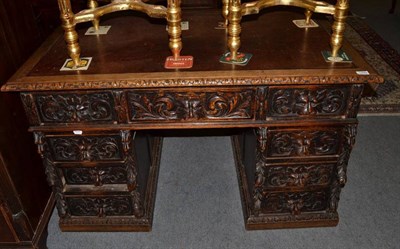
164,56,194,69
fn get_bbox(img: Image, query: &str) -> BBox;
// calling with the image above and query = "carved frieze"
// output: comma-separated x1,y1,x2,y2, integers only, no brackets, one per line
47,135,123,161
127,90,254,121
267,87,348,117
66,196,133,217
4,75,383,92
35,92,115,123
268,129,340,157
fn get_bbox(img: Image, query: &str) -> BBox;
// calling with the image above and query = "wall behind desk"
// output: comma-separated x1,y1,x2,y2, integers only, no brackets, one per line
0,0,51,244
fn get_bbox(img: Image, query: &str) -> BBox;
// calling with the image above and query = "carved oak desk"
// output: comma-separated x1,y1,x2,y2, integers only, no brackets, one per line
2,9,382,231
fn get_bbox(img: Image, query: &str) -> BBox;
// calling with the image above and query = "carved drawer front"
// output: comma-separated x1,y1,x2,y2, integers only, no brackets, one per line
45,133,125,162
262,162,335,190
65,195,134,217
126,88,256,122
21,91,119,125
266,85,354,119
260,189,329,215
265,127,341,159
60,164,128,186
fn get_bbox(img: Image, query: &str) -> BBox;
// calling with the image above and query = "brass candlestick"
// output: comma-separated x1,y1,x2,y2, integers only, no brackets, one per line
167,0,183,59
57,0,183,68
223,0,350,61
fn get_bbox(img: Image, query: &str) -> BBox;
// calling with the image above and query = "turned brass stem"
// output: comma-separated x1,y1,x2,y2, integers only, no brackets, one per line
88,0,100,30
167,0,182,58
304,9,312,25
228,0,242,61
331,0,349,58
222,0,231,27
58,0,81,67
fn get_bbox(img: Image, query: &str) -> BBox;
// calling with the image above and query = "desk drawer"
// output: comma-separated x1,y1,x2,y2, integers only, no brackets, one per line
260,189,329,215
65,195,134,217
126,88,256,122
39,131,136,187
264,126,341,160
266,85,353,119
261,162,335,190
60,164,128,186
21,91,119,125
44,132,125,162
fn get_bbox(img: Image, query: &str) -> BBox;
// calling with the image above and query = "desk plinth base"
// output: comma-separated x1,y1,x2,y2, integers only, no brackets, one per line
59,217,153,232
231,135,339,230
58,137,163,232
244,213,339,230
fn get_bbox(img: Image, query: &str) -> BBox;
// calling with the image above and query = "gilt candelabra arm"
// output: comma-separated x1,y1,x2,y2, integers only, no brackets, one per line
240,0,335,17
74,1,167,24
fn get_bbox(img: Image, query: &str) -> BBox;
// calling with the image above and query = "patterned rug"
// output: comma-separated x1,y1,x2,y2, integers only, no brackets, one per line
345,17,400,115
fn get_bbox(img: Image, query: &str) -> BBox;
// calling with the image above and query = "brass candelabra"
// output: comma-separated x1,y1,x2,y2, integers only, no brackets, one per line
57,0,183,68
222,0,350,61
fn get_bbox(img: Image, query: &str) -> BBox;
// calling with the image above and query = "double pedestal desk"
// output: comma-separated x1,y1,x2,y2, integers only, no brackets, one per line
2,10,382,232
